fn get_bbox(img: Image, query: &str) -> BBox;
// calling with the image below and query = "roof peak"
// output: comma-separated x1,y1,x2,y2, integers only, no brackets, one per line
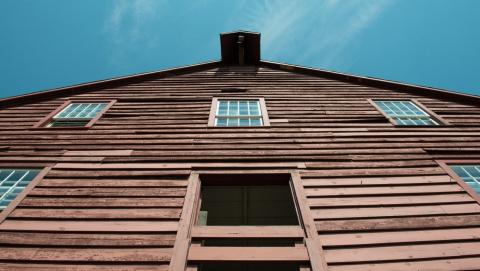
220,31,260,65
1,31,479,107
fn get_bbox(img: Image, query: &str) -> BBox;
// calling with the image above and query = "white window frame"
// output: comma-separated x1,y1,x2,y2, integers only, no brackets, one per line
33,100,116,129
0,168,50,224
208,97,270,127
368,98,448,126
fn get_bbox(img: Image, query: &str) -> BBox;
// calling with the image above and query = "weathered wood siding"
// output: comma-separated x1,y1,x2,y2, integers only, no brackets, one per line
0,65,479,270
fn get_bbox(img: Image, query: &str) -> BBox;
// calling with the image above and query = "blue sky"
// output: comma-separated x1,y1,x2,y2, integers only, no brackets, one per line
1,0,479,99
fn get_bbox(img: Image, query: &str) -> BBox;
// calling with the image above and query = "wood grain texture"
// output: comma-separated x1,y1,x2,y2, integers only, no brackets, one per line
168,173,199,271
0,64,479,269
187,246,309,262
191,225,304,239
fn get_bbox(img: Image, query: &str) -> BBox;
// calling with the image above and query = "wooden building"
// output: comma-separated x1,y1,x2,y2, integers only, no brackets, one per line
0,31,480,271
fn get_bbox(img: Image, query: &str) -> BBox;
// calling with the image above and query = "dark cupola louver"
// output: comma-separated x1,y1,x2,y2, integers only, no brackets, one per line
220,31,260,65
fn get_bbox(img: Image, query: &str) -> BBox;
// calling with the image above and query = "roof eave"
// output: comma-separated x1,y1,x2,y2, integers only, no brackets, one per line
0,60,222,108
1,58,479,108
260,60,480,105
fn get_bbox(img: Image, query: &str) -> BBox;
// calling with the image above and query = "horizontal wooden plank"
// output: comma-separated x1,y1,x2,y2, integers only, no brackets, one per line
328,257,480,271
301,167,446,178
308,194,475,207
131,148,426,156
312,203,480,219
320,227,480,246
6,141,480,153
8,142,373,151
0,220,178,232
63,150,133,156
316,214,480,232
324,241,480,263
0,232,176,247
304,160,438,169
54,163,192,169
10,208,182,219
20,197,184,207
103,155,351,162
53,162,305,169
191,226,304,239
302,175,453,186
38,178,188,187
306,184,464,197
29,188,186,197
46,170,191,178
187,247,309,262
0,263,169,271
0,247,172,262
5,133,479,142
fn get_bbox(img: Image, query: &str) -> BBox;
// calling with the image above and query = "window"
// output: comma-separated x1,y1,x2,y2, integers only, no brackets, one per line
199,184,298,226
33,100,115,128
450,165,480,194
48,102,108,127
0,169,40,210
183,174,311,271
372,100,442,126
208,98,270,127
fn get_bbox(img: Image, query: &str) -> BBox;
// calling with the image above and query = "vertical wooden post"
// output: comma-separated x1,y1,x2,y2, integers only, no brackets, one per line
169,172,201,271
290,170,329,271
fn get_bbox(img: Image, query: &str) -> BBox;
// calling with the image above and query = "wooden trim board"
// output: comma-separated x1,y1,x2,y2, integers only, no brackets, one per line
169,170,327,270
291,170,328,271
191,226,304,239
188,247,309,262
367,98,449,127
0,167,51,224
207,97,270,127
437,160,480,205
169,172,200,271
32,99,116,129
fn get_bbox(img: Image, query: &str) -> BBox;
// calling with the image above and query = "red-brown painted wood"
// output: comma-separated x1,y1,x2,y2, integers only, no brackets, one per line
0,64,479,270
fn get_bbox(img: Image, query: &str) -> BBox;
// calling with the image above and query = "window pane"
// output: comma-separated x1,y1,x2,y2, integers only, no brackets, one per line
66,103,88,118
249,101,260,115
239,101,249,116
56,103,79,118
452,166,471,178
54,103,107,120
227,118,239,127
250,118,262,126
200,185,298,226
214,100,264,127
228,101,239,116
1,181,16,187
216,118,227,126
76,104,95,118
239,118,250,126
450,165,480,195
376,100,438,126
404,102,428,116
0,169,40,210
218,101,228,116
48,120,91,127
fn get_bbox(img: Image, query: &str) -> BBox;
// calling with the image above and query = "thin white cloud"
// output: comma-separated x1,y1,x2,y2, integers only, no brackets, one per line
103,0,167,68
102,0,393,70
242,0,395,68
243,0,308,57
105,0,162,43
